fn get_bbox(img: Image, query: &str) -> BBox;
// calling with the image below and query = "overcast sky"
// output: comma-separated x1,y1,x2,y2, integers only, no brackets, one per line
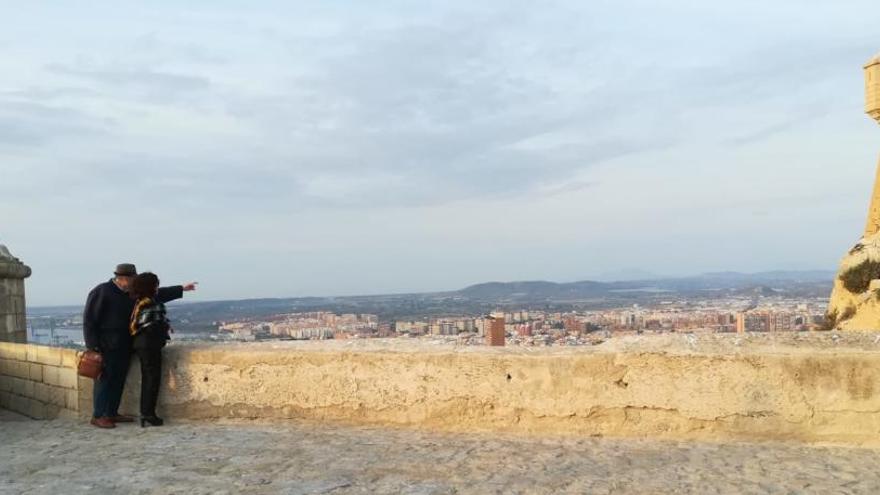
1,1,879,306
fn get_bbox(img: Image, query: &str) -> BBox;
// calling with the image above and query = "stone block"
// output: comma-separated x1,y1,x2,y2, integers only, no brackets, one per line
61,349,79,369
45,404,61,419
7,314,21,330
8,360,29,379
0,390,10,408
13,343,27,361
0,342,27,361
42,365,60,387
0,375,11,392
58,367,78,389
78,376,93,391
29,363,42,382
10,295,25,314
14,377,34,398
65,389,79,411
35,345,63,366
78,395,92,418
11,377,25,396
57,408,79,420
29,399,47,420
2,329,27,344
0,358,11,377
25,344,38,363
47,386,66,407
9,394,29,416
33,382,49,403
14,315,26,333
78,379,93,415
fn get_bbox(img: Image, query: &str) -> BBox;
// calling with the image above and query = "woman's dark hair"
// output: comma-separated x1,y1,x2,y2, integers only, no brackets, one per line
130,272,160,300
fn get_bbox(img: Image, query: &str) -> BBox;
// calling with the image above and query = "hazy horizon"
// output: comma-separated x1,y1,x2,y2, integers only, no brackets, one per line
26,267,837,309
2,2,878,306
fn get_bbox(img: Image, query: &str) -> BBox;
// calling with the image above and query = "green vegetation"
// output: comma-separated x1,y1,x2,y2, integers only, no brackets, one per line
840,305,857,322
820,309,839,331
849,243,865,255
839,259,880,293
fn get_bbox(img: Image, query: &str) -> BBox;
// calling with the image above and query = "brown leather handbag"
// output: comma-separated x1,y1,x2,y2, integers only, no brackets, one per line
77,350,103,380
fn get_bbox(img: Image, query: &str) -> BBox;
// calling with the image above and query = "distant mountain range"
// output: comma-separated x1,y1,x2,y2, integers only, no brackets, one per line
456,270,836,302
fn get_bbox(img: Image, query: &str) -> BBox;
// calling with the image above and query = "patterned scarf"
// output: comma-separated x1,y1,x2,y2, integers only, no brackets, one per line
130,297,160,336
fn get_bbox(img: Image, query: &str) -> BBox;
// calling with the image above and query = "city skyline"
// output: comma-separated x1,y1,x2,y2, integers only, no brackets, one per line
2,2,879,306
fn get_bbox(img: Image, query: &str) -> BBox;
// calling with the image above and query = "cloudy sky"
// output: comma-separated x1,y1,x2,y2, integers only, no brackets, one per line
1,1,879,306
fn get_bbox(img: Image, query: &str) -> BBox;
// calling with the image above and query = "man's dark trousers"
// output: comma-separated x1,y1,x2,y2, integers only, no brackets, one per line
93,347,130,418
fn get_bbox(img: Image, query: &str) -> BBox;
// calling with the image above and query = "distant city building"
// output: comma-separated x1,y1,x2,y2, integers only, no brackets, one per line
485,314,505,347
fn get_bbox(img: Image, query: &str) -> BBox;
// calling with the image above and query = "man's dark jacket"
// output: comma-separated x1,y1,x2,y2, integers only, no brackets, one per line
83,280,183,351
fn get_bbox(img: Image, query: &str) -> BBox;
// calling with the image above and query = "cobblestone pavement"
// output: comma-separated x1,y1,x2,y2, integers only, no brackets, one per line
2,414,880,494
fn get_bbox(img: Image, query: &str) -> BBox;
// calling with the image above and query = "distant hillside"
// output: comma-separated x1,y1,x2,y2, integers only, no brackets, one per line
455,280,608,300
456,270,835,302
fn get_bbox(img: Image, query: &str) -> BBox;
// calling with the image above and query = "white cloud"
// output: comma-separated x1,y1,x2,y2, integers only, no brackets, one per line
1,0,878,304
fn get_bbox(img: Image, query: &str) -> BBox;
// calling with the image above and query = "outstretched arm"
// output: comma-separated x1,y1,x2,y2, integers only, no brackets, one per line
156,282,197,304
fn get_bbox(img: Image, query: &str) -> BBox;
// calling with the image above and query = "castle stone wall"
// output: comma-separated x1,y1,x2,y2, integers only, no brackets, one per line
4,336,880,446
0,343,81,419
0,246,31,343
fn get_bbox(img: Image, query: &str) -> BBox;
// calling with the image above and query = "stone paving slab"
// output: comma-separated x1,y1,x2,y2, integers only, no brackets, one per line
2,415,880,494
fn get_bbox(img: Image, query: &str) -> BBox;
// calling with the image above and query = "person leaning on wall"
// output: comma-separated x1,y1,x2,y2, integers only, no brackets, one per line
129,272,180,427
82,263,197,429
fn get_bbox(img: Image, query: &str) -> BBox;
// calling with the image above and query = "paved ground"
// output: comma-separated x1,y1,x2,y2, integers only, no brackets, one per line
2,413,880,494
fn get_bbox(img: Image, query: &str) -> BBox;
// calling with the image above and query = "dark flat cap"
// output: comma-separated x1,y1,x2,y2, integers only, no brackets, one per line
114,263,138,277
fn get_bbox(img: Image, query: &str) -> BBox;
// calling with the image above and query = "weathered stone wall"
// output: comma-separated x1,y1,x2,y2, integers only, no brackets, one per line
827,232,880,330
111,336,880,447
0,343,80,418
6,336,880,447
0,246,31,343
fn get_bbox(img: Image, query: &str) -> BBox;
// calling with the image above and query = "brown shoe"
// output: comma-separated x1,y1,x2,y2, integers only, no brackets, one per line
90,417,116,429
109,415,135,423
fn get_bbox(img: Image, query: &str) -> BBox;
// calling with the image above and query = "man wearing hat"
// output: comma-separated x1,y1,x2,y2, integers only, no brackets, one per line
82,263,197,429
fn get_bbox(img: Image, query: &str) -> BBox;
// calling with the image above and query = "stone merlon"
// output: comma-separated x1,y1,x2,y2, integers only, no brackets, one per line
0,245,31,279
0,245,31,344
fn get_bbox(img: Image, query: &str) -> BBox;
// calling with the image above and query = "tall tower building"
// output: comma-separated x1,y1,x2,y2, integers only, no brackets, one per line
862,54,880,236
825,52,880,331
735,312,746,334
485,313,505,347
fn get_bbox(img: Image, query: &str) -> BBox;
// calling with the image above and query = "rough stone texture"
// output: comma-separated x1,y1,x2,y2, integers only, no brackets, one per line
0,343,80,419
0,244,31,344
64,333,880,447
827,56,880,329
867,52,880,124
828,232,880,330
2,413,880,494
8,334,880,446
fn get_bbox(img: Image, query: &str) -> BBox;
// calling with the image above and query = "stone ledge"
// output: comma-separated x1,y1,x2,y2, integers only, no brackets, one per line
105,334,880,447
0,342,27,361
0,261,32,279
5,336,880,446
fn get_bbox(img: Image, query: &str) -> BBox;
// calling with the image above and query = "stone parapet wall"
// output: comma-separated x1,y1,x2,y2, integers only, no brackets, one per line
0,245,31,344
4,335,880,446
0,343,81,419
0,270,29,344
